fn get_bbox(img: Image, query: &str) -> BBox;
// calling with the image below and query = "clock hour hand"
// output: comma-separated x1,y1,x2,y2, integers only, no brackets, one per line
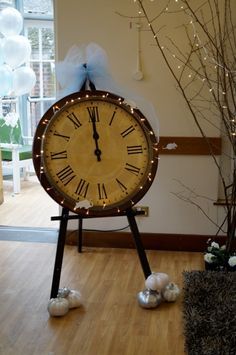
90,113,102,162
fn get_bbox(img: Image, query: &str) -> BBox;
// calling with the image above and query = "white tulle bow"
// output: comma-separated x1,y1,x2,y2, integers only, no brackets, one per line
55,43,159,139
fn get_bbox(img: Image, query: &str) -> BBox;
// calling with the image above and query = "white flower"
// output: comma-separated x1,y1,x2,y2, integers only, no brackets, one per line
211,242,220,249
228,256,236,267
220,245,226,250
204,253,216,263
3,112,19,128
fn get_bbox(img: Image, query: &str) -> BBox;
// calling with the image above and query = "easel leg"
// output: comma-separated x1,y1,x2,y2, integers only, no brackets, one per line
78,217,83,253
50,207,69,298
126,209,152,279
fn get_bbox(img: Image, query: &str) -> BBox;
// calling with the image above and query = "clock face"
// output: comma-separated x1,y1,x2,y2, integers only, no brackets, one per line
33,91,158,216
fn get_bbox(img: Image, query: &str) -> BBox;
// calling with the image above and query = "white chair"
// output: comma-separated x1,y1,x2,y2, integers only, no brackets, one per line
0,118,32,194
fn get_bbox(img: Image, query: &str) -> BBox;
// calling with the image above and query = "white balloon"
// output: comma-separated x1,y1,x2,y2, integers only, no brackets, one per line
3,35,31,69
12,66,36,96
0,7,23,37
0,64,13,96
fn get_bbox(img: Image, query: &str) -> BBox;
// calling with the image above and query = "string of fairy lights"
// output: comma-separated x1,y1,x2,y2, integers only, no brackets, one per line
133,0,236,137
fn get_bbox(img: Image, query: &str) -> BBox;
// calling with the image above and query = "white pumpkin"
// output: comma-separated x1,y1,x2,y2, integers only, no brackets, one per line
153,272,170,291
66,289,83,309
145,272,170,291
162,282,180,302
47,297,69,317
145,274,159,290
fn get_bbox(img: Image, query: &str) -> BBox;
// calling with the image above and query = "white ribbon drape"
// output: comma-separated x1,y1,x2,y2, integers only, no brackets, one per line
55,43,159,139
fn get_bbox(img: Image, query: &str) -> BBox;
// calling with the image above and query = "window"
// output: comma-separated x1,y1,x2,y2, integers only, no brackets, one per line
24,19,55,137
0,0,55,138
22,0,53,16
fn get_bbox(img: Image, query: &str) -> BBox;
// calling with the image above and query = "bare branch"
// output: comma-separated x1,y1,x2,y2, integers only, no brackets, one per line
135,0,236,252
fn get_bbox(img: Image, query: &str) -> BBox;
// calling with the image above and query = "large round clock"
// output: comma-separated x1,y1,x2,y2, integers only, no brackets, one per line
33,90,158,217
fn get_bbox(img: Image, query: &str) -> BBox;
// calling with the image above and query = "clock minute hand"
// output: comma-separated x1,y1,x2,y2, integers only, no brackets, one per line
91,114,102,162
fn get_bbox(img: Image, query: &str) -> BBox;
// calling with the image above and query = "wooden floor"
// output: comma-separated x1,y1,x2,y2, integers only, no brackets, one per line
0,175,59,229
0,241,204,355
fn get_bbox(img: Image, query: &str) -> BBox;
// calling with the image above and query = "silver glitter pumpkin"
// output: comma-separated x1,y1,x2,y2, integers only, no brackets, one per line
58,287,71,298
137,289,163,308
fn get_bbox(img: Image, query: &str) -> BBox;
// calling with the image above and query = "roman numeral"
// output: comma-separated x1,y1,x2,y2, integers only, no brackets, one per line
109,109,117,126
116,178,128,193
53,131,70,142
67,112,82,129
97,183,107,200
56,165,76,186
75,179,90,198
50,150,67,160
127,145,143,154
121,125,135,138
125,163,141,176
87,106,99,122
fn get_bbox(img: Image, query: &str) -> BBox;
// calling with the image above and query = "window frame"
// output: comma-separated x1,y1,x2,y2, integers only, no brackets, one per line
0,0,55,138
23,18,55,137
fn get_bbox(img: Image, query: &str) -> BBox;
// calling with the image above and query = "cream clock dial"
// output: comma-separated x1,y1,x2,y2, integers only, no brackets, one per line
33,90,158,217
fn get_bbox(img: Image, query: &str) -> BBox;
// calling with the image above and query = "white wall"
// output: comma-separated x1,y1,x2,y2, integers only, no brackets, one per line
54,0,222,235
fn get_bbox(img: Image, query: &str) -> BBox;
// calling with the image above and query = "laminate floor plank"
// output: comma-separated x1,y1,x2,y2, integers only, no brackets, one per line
0,241,203,355
0,176,59,228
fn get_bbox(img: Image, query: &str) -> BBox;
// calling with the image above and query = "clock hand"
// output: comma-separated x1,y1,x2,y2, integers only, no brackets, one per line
91,114,102,162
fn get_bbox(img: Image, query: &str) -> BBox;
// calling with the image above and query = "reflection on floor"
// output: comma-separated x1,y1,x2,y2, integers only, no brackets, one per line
0,225,58,243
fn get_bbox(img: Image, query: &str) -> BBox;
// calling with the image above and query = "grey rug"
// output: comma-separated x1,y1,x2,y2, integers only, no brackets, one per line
183,270,236,355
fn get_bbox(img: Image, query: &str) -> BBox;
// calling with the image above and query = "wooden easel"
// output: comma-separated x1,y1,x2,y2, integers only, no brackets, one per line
50,207,152,298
